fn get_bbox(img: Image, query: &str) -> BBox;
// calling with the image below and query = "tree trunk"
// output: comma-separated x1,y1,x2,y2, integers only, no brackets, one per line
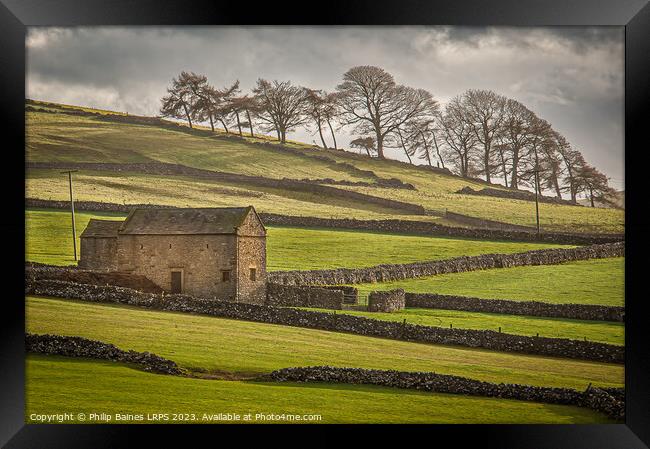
589,187,595,207
317,120,328,149
552,173,562,199
280,129,286,144
397,129,412,164
208,114,214,132
326,118,337,150
510,148,519,189
419,131,432,166
483,145,491,183
182,103,193,129
235,111,243,136
219,119,229,134
246,110,254,137
431,132,445,169
375,128,385,159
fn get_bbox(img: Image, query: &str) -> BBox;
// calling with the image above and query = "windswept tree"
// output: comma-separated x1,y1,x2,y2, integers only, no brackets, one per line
574,164,616,207
463,89,506,183
229,95,259,137
253,79,308,143
538,130,566,199
160,71,204,128
336,66,437,159
438,96,479,178
350,136,376,157
497,99,536,189
557,138,586,203
303,88,336,149
518,117,554,195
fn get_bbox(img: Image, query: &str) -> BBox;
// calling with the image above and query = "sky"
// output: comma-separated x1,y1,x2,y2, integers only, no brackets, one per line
26,26,624,190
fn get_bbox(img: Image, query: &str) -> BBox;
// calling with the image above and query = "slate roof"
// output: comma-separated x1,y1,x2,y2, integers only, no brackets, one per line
79,219,123,238
118,207,257,235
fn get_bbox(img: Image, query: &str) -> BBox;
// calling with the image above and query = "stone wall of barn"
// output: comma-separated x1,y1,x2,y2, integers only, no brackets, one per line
79,237,118,271
116,234,240,301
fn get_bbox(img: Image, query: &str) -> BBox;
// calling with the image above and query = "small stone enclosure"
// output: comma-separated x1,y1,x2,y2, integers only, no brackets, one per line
368,289,406,312
79,206,267,304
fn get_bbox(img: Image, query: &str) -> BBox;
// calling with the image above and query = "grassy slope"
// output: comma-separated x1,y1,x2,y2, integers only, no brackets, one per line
26,356,611,424
302,307,623,345
26,297,623,390
350,258,624,307
26,106,624,233
26,208,569,268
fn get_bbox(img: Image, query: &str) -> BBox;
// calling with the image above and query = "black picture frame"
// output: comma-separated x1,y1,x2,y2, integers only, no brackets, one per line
2,1,648,447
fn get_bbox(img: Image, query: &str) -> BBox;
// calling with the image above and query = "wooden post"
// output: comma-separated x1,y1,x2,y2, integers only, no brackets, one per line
60,170,78,261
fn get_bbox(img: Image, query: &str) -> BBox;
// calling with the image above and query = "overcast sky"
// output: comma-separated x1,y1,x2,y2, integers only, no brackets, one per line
26,26,624,189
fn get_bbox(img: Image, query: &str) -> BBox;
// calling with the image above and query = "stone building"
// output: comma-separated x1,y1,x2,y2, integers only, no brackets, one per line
78,219,122,271
79,206,267,304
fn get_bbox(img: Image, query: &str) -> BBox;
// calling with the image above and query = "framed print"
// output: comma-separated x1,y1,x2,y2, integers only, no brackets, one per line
1,0,649,447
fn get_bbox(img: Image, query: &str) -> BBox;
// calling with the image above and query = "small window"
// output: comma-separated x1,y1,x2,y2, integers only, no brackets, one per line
249,268,257,281
221,270,231,282
169,244,172,249
140,244,143,250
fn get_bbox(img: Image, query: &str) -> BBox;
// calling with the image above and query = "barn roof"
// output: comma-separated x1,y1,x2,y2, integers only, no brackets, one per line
118,207,260,235
79,219,123,238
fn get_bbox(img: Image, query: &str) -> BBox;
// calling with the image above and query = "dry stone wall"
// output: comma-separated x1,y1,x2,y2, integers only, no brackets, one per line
25,198,624,245
406,293,625,322
266,283,343,310
269,242,625,286
266,366,624,421
457,186,581,207
26,279,624,363
26,263,164,293
26,333,184,375
27,162,424,215
368,289,405,312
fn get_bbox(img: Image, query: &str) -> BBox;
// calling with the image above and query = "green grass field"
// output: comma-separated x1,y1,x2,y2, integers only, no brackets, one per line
26,105,625,233
26,208,570,268
301,307,623,345
26,355,612,424
351,257,624,307
26,297,623,390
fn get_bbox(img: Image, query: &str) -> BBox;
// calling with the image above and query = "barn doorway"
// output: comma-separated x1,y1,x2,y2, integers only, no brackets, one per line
171,270,183,294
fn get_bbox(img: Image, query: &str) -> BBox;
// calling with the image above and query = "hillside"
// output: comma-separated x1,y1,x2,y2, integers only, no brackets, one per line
26,100,624,233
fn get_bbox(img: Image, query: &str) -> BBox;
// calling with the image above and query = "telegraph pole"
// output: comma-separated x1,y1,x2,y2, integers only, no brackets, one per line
533,168,541,239
61,170,78,261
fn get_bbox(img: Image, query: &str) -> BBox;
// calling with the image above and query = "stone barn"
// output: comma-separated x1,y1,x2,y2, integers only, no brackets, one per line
78,219,122,271
79,206,267,304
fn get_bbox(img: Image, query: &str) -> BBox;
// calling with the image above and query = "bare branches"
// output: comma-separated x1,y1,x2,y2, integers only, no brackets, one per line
253,79,309,144
159,66,615,205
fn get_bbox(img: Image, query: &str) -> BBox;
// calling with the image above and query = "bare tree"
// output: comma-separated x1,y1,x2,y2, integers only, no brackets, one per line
160,71,204,128
463,89,506,183
253,79,308,143
438,96,479,178
539,130,566,199
336,66,437,159
303,88,333,149
574,164,616,207
556,138,585,203
498,99,537,189
229,95,260,138
350,136,376,157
